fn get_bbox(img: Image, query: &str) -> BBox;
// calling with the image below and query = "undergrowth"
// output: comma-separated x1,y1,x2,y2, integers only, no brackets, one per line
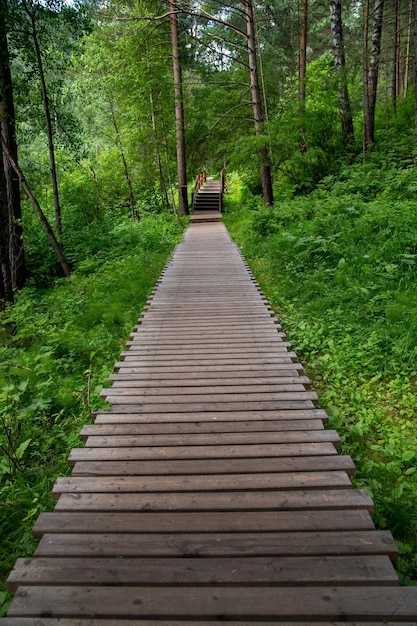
224,169,417,584
0,212,182,615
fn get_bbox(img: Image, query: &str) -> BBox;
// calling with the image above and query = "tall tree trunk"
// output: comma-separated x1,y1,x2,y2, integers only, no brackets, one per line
23,2,62,239
243,0,273,207
329,0,355,147
104,87,136,219
392,0,400,109
169,0,188,216
363,0,370,155
366,0,384,147
414,0,417,131
159,96,183,227
299,0,307,105
0,0,25,290
0,136,13,309
146,49,169,211
404,0,413,96
1,137,71,278
150,89,169,211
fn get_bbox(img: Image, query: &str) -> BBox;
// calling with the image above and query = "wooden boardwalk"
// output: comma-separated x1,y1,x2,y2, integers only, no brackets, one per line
4,220,417,623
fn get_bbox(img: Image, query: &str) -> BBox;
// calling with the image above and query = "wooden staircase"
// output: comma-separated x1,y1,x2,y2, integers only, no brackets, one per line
191,177,222,222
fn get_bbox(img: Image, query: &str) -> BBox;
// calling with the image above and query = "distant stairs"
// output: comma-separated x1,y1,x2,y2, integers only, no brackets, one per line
191,178,222,222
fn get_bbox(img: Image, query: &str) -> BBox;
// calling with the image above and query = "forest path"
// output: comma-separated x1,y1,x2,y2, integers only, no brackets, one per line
4,220,417,623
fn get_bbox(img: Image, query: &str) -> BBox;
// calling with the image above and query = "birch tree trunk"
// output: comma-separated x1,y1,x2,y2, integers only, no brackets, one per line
366,0,384,147
329,0,355,147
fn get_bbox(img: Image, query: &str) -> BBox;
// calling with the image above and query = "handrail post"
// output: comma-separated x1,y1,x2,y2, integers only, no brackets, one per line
220,169,226,213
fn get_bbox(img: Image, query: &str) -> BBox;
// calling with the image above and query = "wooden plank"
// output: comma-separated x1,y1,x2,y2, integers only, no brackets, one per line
32,509,374,537
9,586,417,619
114,362,304,373
128,330,285,340
109,373,306,384
106,382,309,394
80,419,326,440
34,530,398,558
100,383,308,397
52,471,352,496
68,442,339,464
53,489,374,512
125,334,288,343
123,342,292,352
96,400,318,413
82,430,339,447
7,555,398,591
120,351,296,361
119,354,299,364
92,408,328,423
71,455,356,477
3,605,415,626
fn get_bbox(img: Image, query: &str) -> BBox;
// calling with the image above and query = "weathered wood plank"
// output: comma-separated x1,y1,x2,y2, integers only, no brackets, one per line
96,400,318,413
108,373,306,385
123,342,293,353
120,351,296,361
129,333,286,343
119,355,299,365
113,362,304,374
82,430,338,447
103,382,309,395
2,617,416,626
71,455,355,477
53,489,374,512
32,509,374,537
92,408,328,423
9,585,417,619
34,530,397,558
68,442,339,464
80,419,326,440
52,471,352,496
7,555,398,591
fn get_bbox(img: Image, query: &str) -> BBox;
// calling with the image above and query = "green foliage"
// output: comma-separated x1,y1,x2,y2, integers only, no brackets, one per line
0,212,181,614
224,165,417,584
270,53,348,195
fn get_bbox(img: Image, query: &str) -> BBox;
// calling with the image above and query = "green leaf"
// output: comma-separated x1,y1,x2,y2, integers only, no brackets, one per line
15,438,32,460
402,450,416,463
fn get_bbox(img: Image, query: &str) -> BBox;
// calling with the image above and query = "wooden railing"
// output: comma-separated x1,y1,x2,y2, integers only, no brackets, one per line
191,169,207,212
221,168,226,193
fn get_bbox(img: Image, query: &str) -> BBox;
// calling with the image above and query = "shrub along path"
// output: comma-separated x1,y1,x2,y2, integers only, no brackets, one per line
4,220,417,622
